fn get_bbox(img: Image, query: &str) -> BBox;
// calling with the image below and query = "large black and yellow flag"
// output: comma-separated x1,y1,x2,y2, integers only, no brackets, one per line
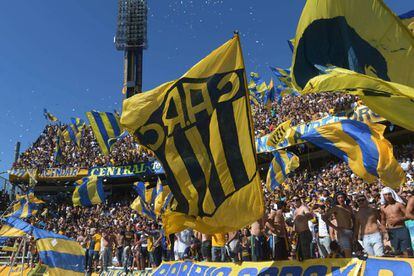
121,35,264,235
291,0,414,91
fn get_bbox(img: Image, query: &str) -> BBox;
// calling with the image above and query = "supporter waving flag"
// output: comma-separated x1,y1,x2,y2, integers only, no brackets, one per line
32,227,85,276
121,34,264,235
72,175,105,207
70,117,85,130
0,217,33,238
86,111,122,155
302,120,405,189
266,150,299,191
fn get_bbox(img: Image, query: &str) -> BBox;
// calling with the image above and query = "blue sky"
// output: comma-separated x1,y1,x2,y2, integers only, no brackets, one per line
0,0,411,176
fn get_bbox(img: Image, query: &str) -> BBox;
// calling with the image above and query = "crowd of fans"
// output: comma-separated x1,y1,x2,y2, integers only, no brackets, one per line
12,125,155,171
12,93,356,171
2,141,414,273
4,92,414,274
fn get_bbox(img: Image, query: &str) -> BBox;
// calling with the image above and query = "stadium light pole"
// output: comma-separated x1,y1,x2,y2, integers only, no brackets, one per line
115,0,148,99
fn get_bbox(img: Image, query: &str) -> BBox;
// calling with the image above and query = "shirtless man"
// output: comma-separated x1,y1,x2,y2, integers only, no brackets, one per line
293,196,313,260
405,194,414,220
354,195,384,256
323,192,354,258
380,187,412,256
201,233,212,261
250,216,266,261
266,201,289,260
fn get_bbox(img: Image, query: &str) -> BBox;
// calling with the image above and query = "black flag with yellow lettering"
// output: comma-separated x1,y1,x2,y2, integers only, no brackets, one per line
121,35,264,235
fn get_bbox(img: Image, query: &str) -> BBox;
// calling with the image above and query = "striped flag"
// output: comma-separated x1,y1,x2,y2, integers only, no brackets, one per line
33,227,85,276
86,111,122,155
121,35,264,235
72,175,105,207
266,150,299,191
0,217,33,238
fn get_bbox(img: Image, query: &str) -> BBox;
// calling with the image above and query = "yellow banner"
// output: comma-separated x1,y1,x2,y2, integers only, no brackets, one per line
37,168,88,181
152,257,414,275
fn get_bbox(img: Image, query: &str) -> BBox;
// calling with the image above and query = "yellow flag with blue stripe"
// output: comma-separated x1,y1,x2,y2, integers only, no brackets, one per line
266,150,299,191
33,227,85,276
62,124,81,147
43,108,59,122
302,67,414,132
267,120,292,149
121,35,264,235
6,192,44,219
72,175,105,207
302,120,405,189
154,178,172,216
131,181,157,220
86,111,122,155
0,217,33,238
291,0,414,91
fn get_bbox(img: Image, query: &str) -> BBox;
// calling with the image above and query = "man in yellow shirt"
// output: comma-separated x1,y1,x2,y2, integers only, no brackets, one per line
212,233,227,262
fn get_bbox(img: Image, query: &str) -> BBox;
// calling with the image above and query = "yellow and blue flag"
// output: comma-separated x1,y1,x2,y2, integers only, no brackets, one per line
131,181,157,220
6,191,43,219
43,108,59,122
291,0,414,90
121,34,264,235
302,120,405,189
86,111,122,155
0,217,33,238
108,130,129,150
154,178,172,216
33,227,85,276
302,67,414,132
62,124,81,147
70,117,85,129
270,66,292,88
72,175,105,207
266,150,299,191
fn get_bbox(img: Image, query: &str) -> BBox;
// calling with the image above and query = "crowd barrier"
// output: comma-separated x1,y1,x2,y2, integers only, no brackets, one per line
152,257,414,276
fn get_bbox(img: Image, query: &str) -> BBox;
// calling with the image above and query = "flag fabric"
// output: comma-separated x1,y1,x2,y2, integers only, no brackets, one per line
302,67,414,132
291,0,414,91
72,175,105,207
70,118,85,131
130,197,157,221
267,120,292,149
131,181,157,220
154,178,172,216
399,10,414,33
0,217,33,238
86,111,122,155
301,120,405,189
43,109,59,122
270,66,292,87
62,124,81,147
121,35,264,235
108,130,129,150
248,72,268,101
33,227,85,276
266,150,299,191
6,191,44,219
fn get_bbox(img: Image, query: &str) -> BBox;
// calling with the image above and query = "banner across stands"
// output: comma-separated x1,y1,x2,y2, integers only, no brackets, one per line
38,168,88,181
88,161,164,178
152,257,414,276
256,105,385,153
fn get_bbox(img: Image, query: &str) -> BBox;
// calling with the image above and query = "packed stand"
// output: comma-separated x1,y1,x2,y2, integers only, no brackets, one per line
12,124,155,171
4,141,413,273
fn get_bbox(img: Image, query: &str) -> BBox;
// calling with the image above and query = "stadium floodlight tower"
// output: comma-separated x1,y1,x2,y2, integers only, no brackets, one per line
115,0,148,98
